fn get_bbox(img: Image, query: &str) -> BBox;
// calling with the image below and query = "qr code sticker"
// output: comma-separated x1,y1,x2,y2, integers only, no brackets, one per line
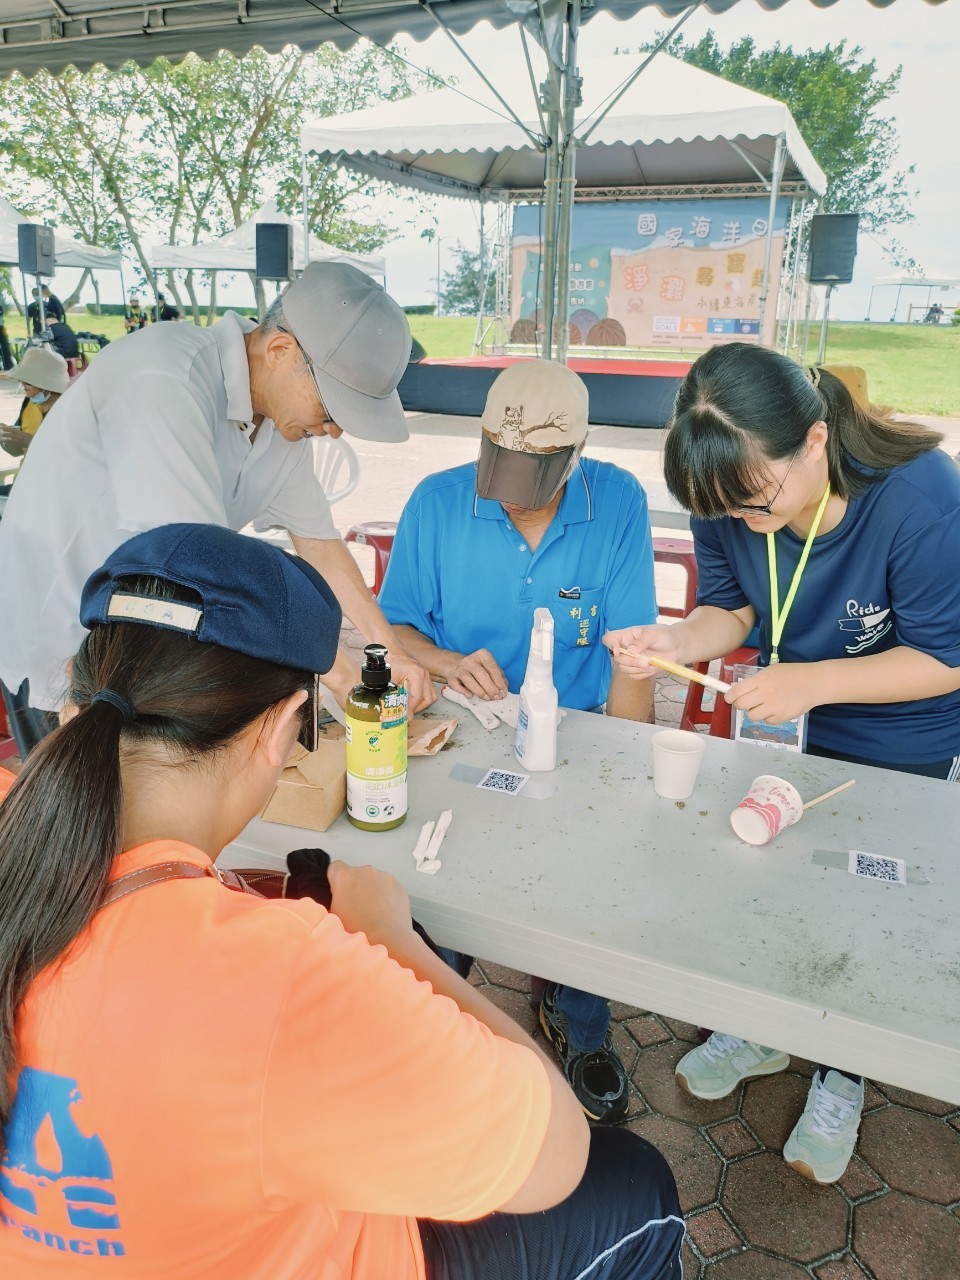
477,768,529,796
848,849,907,885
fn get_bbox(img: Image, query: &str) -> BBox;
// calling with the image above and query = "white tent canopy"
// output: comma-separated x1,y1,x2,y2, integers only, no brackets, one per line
0,196,123,272
150,201,384,276
873,272,960,288
0,0,946,80
302,52,826,198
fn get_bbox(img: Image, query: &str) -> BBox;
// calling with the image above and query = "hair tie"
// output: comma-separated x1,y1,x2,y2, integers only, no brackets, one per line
90,689,138,724
808,366,821,388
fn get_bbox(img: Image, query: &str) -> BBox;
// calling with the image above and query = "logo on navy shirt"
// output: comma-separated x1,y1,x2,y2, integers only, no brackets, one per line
837,599,892,654
0,1067,125,1257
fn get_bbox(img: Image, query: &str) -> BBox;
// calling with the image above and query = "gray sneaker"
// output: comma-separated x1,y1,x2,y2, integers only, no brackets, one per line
783,1070,864,1183
675,1033,790,1099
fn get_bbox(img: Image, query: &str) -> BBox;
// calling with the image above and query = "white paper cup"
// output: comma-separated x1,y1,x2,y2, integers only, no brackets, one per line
651,729,706,800
730,774,803,846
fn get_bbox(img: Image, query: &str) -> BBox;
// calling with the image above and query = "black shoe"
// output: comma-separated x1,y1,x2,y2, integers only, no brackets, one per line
539,983,629,1123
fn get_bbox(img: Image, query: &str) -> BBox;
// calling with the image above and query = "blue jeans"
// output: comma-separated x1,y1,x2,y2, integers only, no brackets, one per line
420,1127,683,1280
437,948,611,1053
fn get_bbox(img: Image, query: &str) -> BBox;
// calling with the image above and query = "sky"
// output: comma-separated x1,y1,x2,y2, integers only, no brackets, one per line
25,0,959,325
374,0,959,322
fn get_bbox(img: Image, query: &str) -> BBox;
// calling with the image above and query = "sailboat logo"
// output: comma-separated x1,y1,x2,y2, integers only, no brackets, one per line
837,599,893,654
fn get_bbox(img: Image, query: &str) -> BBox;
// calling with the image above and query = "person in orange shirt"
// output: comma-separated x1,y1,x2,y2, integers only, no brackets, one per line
0,522,682,1279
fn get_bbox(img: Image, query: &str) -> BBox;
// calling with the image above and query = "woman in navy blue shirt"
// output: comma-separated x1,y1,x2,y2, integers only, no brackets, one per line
604,342,960,1186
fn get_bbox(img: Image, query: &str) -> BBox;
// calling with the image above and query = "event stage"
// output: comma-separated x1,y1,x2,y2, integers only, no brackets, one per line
397,355,691,429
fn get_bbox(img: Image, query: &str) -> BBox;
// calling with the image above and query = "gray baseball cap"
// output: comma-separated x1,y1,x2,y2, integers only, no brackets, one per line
281,261,412,443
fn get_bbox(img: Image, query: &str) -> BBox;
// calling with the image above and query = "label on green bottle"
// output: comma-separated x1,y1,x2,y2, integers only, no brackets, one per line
345,689,408,827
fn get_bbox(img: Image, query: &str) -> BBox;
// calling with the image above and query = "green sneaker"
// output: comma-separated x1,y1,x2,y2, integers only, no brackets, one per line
783,1070,864,1183
675,1033,790,1099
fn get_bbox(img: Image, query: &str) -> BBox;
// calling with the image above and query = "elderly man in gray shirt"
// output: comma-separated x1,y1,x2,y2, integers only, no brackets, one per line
0,262,434,753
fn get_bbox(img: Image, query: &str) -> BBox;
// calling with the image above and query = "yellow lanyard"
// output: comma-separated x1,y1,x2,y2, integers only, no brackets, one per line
766,484,831,664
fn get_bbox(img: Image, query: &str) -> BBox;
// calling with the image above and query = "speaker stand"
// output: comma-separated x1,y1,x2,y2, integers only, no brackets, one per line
816,282,836,365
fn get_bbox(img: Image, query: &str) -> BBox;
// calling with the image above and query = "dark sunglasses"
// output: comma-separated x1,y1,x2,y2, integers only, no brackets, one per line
735,445,803,516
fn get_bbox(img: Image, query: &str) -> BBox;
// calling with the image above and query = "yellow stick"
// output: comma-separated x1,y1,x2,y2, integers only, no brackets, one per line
803,779,856,810
625,651,732,694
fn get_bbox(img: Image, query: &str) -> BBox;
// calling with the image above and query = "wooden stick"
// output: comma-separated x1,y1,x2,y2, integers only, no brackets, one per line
625,650,732,695
803,779,856,810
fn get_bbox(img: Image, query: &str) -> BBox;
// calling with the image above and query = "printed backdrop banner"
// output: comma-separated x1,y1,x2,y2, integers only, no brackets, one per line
510,197,790,350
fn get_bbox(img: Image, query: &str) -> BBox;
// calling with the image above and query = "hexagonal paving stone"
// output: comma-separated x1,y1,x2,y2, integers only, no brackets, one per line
686,1207,742,1259
855,1190,960,1279
609,1019,640,1079
813,1257,869,1279
872,1081,956,1116
607,999,645,1021
858,1106,960,1204
722,1152,848,1263
627,1114,723,1213
660,1016,702,1043
704,1250,809,1278
708,1118,762,1160
633,1043,741,1125
474,960,530,992
681,1237,703,1280
624,1014,672,1048
740,1073,811,1151
835,1155,885,1202
482,985,539,1037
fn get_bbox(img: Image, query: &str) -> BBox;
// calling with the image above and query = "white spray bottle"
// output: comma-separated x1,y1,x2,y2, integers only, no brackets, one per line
515,607,558,772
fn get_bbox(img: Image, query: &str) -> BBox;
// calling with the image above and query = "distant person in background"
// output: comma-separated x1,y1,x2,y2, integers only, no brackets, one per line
124,296,148,333
47,320,80,363
157,292,181,322
27,285,65,335
0,346,69,462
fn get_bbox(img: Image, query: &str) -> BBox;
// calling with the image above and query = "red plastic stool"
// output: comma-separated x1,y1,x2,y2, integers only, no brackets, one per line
653,537,698,619
681,646,759,738
344,521,398,596
0,699,18,762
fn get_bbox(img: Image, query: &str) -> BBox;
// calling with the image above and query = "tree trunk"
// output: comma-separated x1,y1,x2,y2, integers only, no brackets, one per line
63,268,91,310
91,275,102,316
183,270,203,326
205,273,218,327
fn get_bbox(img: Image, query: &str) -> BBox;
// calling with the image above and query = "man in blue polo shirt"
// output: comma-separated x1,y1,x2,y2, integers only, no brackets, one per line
379,359,658,1122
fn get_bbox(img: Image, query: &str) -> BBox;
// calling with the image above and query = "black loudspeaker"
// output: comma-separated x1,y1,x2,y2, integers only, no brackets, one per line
255,223,294,281
807,214,859,285
18,223,56,277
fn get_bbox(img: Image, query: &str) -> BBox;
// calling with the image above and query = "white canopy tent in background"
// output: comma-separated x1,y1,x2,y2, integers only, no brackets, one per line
302,52,825,357
0,195,123,273
150,200,385,278
0,0,945,364
867,271,960,322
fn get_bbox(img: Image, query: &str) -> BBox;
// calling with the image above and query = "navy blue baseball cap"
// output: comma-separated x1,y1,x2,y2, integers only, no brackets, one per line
80,524,342,675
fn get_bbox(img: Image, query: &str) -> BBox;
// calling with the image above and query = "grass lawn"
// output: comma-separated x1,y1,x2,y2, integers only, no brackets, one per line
6,312,956,417
804,322,960,418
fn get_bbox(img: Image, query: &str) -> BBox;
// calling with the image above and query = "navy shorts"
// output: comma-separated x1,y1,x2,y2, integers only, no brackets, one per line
419,1127,683,1280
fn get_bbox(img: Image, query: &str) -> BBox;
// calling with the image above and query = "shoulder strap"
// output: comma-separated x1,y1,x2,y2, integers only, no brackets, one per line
98,861,267,913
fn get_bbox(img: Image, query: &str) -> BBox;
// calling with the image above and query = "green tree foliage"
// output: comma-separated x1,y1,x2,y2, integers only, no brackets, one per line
0,46,429,317
439,242,494,316
649,34,916,234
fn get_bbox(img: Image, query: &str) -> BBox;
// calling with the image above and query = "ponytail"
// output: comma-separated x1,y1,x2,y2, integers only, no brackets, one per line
814,366,942,500
0,575,312,1149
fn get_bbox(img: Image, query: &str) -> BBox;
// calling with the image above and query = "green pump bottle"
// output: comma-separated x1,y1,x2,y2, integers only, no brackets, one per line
345,644,408,831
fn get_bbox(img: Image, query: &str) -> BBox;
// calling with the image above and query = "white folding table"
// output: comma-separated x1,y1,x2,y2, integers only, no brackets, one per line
222,700,960,1105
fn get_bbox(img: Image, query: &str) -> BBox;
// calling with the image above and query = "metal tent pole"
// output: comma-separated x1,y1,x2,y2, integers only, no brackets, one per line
555,0,582,365
539,93,562,360
758,132,785,346
301,152,311,272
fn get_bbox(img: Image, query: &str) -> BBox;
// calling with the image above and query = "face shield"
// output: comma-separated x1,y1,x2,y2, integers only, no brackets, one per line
475,431,581,510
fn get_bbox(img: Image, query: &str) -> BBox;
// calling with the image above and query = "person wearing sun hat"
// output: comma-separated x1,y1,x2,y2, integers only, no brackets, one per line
0,261,434,756
0,345,70,459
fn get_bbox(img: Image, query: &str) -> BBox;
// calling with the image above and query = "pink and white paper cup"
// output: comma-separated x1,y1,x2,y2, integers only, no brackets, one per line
730,775,803,846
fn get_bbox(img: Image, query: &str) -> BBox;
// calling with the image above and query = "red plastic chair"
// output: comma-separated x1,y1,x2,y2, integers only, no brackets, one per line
344,521,398,596
0,700,18,762
652,537,698,619
680,647,760,738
